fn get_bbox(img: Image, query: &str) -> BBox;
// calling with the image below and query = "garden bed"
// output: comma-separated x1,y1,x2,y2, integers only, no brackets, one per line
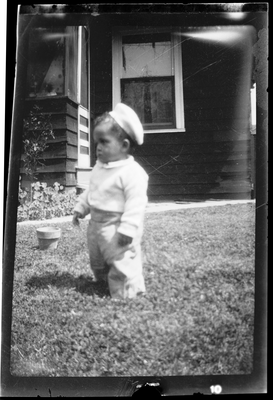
10,203,255,377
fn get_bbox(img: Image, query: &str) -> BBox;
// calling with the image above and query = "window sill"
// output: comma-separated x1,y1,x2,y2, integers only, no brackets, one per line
25,95,80,105
26,95,68,100
75,166,93,171
144,128,186,134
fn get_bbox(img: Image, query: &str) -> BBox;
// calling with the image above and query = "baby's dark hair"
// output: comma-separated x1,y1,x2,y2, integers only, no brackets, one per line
93,112,136,151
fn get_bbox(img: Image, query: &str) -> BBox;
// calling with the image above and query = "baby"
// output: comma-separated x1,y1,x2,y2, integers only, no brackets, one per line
73,103,149,299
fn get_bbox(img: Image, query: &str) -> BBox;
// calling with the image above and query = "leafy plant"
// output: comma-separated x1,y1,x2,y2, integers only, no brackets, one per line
17,181,78,222
18,175,29,204
22,104,54,192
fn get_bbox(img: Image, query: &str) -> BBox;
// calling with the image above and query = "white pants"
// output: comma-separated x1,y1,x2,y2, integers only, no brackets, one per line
87,208,146,299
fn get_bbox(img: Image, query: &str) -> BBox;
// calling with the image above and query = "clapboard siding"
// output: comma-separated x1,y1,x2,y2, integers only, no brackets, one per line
134,129,252,200
22,173,67,188
148,193,250,201
139,159,249,175
184,83,249,99
47,130,78,146
147,182,251,196
24,172,77,188
25,142,78,160
25,97,78,117
48,114,78,133
185,106,250,121
184,94,249,109
24,159,78,174
142,131,250,144
136,141,250,156
91,22,253,200
144,172,250,185
21,97,79,188
137,152,249,166
184,119,251,132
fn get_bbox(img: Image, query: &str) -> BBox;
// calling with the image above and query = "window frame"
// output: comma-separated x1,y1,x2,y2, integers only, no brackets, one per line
112,27,185,133
77,26,91,168
121,76,176,130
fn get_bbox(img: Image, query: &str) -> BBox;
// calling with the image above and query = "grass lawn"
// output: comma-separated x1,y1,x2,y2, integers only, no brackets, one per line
10,203,255,377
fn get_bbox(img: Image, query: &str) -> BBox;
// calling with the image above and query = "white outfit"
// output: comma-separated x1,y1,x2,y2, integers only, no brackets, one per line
74,156,149,299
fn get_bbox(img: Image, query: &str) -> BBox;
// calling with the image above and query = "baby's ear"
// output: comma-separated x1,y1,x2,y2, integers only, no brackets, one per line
122,138,130,151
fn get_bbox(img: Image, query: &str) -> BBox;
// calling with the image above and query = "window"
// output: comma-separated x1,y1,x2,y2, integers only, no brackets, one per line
27,26,79,101
27,27,66,98
112,27,185,132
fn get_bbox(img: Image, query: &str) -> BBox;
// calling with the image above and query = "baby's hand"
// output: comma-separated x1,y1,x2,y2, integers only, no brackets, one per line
72,211,82,226
118,233,133,247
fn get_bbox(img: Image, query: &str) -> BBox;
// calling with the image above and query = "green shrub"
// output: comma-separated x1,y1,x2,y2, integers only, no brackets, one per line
22,105,54,183
17,181,78,222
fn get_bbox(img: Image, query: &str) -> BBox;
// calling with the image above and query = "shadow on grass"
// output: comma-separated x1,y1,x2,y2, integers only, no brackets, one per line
26,272,110,298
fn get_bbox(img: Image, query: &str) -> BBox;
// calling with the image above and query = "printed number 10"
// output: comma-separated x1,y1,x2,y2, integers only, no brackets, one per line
210,385,222,394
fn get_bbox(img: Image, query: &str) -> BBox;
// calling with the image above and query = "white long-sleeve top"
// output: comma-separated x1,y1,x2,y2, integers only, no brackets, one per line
74,156,149,238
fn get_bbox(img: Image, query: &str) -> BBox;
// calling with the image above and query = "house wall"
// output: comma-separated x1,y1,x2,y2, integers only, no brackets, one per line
20,97,79,189
91,17,254,201
20,13,255,201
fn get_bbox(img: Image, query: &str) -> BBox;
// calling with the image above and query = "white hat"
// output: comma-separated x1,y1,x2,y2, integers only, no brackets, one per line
109,103,144,145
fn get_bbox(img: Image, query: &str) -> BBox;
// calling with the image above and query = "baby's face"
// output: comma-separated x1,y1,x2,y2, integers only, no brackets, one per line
93,121,127,163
